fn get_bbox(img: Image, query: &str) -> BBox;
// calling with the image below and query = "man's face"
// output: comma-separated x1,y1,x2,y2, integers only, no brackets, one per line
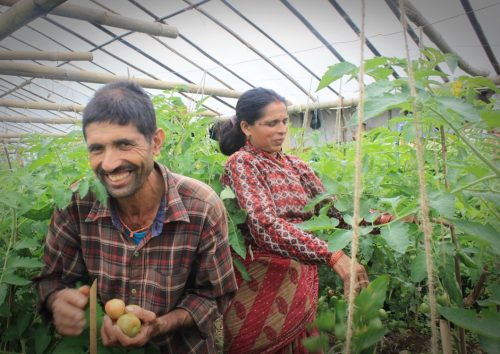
85,122,161,199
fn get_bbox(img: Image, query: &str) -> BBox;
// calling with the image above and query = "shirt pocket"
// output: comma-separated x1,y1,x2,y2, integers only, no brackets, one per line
145,268,191,314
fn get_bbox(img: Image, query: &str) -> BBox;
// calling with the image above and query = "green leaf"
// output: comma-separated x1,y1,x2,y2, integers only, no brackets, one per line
228,223,246,259
302,192,331,212
21,204,54,221
477,284,500,307
440,264,463,305
78,178,90,198
220,187,235,201
365,80,396,97
444,53,459,73
0,283,7,307
380,221,411,254
35,324,52,354
438,307,500,339
437,97,481,122
297,214,339,232
13,238,40,250
355,93,411,122
480,110,500,129
315,310,335,331
316,62,357,91
429,191,455,218
7,256,43,269
410,251,427,282
16,311,32,337
232,257,250,282
355,275,389,320
478,334,500,354
301,333,329,352
2,273,31,286
328,229,352,251
466,77,499,91
452,220,500,255
353,326,387,352
53,188,72,209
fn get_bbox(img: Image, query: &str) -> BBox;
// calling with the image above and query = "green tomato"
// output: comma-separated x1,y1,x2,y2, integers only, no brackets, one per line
437,293,450,306
420,302,430,314
378,309,388,319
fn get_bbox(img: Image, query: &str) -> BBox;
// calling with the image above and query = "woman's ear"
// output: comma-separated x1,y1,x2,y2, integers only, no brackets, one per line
240,121,251,139
152,128,165,155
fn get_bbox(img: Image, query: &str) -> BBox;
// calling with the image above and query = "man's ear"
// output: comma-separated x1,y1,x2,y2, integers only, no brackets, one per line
152,128,165,156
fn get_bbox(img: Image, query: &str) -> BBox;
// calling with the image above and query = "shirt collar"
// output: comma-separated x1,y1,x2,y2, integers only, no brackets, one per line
85,162,190,227
243,140,285,161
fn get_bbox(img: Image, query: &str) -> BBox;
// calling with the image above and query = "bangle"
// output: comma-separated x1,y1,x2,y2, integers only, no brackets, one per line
329,251,344,267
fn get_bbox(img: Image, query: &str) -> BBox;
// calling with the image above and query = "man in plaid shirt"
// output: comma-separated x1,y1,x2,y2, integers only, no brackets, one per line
34,80,237,353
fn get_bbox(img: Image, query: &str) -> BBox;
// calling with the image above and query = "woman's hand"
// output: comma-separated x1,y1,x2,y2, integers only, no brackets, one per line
331,253,369,297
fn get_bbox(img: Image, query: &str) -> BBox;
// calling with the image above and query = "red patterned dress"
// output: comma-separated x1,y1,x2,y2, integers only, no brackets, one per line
222,142,339,354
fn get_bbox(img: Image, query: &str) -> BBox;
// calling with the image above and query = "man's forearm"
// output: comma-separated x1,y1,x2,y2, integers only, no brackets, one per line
151,308,194,337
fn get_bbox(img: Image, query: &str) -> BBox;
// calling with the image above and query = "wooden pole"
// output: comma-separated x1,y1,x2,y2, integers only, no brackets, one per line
0,62,243,98
0,50,93,61
0,98,84,111
0,0,68,41
0,0,179,38
0,116,80,123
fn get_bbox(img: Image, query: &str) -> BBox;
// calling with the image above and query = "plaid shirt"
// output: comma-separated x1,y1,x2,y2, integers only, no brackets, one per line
34,163,237,353
222,142,333,265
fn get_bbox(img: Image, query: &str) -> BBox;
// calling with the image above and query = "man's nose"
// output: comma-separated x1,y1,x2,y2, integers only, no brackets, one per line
100,149,121,172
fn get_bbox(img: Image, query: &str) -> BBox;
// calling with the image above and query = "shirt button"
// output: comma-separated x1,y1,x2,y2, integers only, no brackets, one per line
134,252,139,257
131,288,137,294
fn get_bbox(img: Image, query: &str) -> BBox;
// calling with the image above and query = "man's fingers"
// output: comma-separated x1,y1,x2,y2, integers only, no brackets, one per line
125,305,156,322
101,315,117,346
78,285,90,296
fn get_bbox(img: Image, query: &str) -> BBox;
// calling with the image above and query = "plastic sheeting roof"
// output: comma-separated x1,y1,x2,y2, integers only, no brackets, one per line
1,0,499,136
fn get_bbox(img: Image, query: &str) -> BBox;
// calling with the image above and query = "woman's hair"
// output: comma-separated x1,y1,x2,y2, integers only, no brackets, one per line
216,87,286,156
82,80,157,141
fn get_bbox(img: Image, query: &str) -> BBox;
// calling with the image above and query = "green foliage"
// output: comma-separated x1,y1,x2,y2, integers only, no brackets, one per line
0,49,498,353
305,276,389,353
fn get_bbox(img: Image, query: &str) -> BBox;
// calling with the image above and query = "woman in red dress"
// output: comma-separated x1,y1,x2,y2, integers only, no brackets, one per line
216,88,369,354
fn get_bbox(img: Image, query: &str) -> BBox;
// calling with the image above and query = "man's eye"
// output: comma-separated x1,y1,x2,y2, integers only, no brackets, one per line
118,142,132,149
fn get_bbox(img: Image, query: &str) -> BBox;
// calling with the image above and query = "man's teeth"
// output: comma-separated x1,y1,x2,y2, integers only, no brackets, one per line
107,171,129,182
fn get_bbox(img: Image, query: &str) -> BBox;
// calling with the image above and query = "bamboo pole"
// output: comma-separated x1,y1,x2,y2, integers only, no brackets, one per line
0,62,242,98
0,98,84,111
0,116,80,123
0,0,178,38
0,0,68,41
0,51,93,61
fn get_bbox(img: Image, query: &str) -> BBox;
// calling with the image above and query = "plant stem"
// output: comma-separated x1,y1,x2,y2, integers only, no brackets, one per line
450,174,498,194
429,106,500,177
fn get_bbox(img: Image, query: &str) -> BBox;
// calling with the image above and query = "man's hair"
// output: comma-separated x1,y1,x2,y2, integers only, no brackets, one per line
82,80,157,141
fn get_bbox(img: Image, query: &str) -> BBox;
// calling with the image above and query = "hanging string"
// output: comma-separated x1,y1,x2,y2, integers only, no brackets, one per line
399,0,439,353
344,0,366,352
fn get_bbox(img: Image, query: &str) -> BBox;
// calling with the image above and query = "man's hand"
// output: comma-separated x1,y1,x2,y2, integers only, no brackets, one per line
101,305,156,348
47,286,90,336
331,254,369,297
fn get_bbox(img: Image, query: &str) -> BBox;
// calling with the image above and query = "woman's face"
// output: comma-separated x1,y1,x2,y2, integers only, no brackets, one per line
241,100,289,154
